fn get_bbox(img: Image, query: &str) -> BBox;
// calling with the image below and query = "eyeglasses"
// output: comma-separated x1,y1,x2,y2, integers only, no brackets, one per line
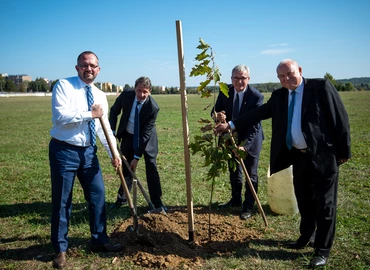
78,64,99,70
232,76,249,81
277,72,295,79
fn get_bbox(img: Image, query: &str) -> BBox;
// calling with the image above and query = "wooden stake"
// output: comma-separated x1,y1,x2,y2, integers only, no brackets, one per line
176,20,195,242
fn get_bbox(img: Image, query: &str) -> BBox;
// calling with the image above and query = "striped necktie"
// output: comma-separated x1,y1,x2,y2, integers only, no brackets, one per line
286,90,296,150
86,85,96,146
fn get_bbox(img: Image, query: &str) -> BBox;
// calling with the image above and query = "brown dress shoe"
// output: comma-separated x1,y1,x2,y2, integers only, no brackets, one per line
53,252,66,269
91,242,124,252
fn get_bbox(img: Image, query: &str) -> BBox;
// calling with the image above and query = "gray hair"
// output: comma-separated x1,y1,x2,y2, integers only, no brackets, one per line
134,76,152,90
276,59,299,73
231,64,250,76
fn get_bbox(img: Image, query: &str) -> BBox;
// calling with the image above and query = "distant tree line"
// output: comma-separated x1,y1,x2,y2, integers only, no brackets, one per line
1,74,369,93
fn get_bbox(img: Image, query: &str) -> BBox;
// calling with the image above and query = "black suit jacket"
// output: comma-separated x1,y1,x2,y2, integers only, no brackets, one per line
233,78,351,175
213,84,264,157
109,90,159,158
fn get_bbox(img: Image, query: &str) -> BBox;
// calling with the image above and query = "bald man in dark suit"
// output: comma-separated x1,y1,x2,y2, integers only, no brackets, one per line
215,59,350,268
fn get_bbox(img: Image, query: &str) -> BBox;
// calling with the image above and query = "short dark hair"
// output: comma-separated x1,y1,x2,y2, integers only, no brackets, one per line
135,76,152,90
77,51,99,65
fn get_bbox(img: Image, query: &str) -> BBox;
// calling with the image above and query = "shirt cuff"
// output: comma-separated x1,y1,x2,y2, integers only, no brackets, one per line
229,121,236,130
134,155,141,160
82,111,93,121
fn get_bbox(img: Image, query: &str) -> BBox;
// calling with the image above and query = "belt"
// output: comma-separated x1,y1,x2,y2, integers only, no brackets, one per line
293,147,308,153
51,138,89,148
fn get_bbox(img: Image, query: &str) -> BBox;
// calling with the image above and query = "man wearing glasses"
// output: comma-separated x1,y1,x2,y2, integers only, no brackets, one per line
213,64,264,220
49,51,124,269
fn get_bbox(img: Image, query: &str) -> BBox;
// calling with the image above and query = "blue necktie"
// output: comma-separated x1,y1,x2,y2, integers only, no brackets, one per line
86,85,96,146
232,93,240,119
286,90,296,150
133,101,140,151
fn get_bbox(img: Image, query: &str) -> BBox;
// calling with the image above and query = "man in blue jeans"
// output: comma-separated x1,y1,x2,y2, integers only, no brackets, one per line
49,51,123,269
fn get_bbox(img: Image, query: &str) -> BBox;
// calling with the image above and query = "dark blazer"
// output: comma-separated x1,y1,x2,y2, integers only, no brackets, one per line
109,90,159,158
233,78,351,176
214,84,264,157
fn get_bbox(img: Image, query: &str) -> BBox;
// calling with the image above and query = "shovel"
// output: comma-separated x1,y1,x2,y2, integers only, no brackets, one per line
116,147,166,214
99,117,155,246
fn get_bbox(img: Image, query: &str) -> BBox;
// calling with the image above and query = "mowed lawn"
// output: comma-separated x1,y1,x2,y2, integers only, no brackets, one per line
0,91,369,269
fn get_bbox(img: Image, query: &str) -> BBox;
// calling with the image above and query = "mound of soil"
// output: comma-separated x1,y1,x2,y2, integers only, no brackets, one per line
110,206,262,269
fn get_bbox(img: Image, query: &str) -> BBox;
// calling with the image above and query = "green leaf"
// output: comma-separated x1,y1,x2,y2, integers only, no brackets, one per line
201,89,212,98
198,79,211,92
197,38,210,50
219,82,230,98
213,67,221,83
195,50,210,61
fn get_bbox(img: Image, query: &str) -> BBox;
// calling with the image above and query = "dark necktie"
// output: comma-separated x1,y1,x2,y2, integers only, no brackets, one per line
286,90,296,150
133,101,140,151
86,85,96,146
232,93,240,119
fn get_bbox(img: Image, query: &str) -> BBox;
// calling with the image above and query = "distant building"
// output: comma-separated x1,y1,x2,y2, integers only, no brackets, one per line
8,74,32,86
116,85,123,92
96,82,114,92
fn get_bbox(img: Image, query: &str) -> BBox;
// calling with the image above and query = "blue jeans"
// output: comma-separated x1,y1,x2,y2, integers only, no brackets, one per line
49,139,108,252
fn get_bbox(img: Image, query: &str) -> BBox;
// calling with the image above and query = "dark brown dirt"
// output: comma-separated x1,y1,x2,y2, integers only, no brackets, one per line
110,206,263,269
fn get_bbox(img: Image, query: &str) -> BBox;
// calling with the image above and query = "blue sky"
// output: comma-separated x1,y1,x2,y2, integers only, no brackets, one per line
1,0,369,87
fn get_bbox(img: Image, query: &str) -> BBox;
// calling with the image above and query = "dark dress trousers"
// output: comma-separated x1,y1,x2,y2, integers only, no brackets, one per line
233,78,351,257
214,84,264,211
109,90,162,206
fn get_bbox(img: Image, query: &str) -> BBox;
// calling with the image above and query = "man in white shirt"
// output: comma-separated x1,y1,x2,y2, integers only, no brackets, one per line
49,51,123,269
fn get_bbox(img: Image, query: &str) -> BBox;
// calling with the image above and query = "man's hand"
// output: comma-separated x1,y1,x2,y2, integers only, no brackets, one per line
216,111,227,123
338,158,349,165
214,122,230,135
91,104,103,118
130,159,139,172
111,157,121,170
233,146,246,159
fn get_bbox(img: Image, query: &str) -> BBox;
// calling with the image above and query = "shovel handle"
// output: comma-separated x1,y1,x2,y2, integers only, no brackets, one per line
226,128,269,227
98,117,139,227
117,148,156,210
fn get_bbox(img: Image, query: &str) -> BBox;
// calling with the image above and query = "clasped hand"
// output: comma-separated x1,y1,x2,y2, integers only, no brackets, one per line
91,104,103,118
212,111,229,135
111,157,122,170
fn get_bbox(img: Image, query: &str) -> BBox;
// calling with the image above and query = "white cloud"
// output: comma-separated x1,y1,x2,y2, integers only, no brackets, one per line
269,43,289,47
260,48,294,55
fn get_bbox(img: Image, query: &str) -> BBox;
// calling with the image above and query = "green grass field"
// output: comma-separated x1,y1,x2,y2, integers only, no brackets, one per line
0,91,369,269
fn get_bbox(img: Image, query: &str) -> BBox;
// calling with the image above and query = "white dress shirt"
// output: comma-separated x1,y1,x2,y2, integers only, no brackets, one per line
126,98,143,134
50,76,118,157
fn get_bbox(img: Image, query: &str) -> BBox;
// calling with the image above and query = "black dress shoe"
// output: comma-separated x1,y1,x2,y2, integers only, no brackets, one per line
91,242,124,252
310,255,328,268
240,210,252,220
218,199,242,209
53,252,67,269
110,198,127,209
284,240,314,249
